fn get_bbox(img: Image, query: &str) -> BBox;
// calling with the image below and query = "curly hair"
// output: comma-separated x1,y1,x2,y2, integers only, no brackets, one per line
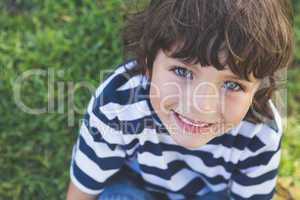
122,0,294,124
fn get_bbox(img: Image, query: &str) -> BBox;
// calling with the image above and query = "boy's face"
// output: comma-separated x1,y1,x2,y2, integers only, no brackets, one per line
149,50,261,149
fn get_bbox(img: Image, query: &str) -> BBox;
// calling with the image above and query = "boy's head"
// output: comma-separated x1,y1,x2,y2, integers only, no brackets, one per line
123,0,294,148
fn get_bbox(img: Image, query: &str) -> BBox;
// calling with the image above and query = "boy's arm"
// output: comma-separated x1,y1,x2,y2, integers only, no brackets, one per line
68,88,127,197
66,182,97,200
229,125,282,200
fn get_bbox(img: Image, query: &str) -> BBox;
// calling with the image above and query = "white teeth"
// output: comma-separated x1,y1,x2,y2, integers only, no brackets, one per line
177,114,209,127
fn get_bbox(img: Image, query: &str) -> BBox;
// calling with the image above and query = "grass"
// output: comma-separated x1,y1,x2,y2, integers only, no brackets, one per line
0,0,299,199
0,1,126,199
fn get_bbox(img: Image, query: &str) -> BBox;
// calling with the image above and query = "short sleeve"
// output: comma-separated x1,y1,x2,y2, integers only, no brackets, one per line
229,124,283,200
70,90,126,195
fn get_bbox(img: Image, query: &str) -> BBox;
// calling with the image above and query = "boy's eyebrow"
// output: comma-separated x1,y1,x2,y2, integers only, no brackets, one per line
175,59,257,84
221,66,255,83
200,66,256,84
222,73,259,85
222,74,248,82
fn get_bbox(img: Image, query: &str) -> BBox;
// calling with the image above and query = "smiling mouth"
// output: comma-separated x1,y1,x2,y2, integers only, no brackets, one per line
172,111,215,134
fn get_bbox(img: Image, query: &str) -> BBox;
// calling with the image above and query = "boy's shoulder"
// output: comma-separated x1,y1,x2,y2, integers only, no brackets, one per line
93,59,146,102
231,100,283,153
91,60,151,129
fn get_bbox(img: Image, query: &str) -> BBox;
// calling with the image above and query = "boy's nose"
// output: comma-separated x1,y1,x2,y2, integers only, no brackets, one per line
191,82,220,114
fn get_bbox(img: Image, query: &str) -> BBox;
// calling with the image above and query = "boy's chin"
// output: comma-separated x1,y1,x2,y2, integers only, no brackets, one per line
169,130,216,149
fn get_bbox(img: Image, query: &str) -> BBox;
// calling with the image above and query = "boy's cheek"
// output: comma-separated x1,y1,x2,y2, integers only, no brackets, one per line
150,87,180,114
223,96,252,124
150,78,183,108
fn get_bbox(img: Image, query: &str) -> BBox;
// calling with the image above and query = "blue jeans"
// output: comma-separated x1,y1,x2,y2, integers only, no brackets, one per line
98,166,228,200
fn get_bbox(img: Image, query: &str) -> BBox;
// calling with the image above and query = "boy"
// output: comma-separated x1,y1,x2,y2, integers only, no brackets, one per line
67,0,294,199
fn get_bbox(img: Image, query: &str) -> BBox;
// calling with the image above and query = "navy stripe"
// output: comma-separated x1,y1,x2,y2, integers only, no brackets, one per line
154,124,266,153
90,103,157,134
141,141,163,156
232,169,278,186
238,146,280,170
140,160,228,185
208,133,265,152
78,136,124,170
99,70,149,106
142,170,207,195
127,146,140,159
123,138,140,159
101,60,135,83
89,100,122,131
102,71,133,94
179,176,207,195
161,142,236,173
72,161,104,190
99,86,147,106
82,113,118,151
247,136,266,152
144,176,205,195
140,140,235,180
90,88,157,134
123,138,139,150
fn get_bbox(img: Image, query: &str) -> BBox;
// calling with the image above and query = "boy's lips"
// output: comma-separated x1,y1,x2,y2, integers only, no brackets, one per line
172,110,215,134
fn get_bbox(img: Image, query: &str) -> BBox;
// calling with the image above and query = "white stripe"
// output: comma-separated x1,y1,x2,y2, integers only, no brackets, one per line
250,124,281,149
138,152,168,169
80,123,126,158
228,122,244,136
94,65,127,97
88,106,124,144
158,134,241,164
235,121,265,138
99,100,151,121
70,163,104,195
157,120,278,163
142,168,196,191
74,150,119,183
239,126,281,162
123,60,138,70
137,149,231,179
255,123,281,143
142,168,227,192
123,128,160,145
181,153,231,179
240,149,281,177
126,143,140,157
231,177,277,198
116,74,144,91
269,100,282,134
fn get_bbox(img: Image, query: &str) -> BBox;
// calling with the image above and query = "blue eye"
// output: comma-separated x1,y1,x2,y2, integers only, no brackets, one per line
171,66,193,80
223,81,244,92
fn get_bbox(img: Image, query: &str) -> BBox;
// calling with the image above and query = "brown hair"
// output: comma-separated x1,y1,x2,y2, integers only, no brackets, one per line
122,0,294,124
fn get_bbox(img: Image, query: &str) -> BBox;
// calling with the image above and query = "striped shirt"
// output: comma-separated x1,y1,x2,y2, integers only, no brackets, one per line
70,61,283,200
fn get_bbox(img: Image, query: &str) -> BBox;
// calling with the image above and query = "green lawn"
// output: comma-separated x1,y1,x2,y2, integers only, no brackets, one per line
0,1,299,199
